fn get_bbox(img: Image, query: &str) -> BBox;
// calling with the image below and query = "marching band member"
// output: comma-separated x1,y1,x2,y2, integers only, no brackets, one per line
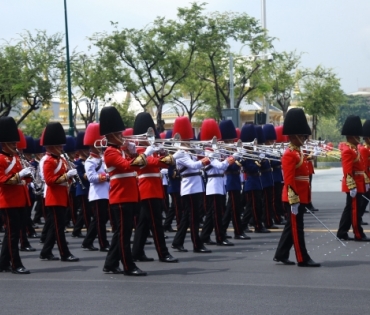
81,123,110,252
255,125,278,229
0,117,32,274
131,112,178,263
32,138,46,226
336,115,370,242
273,108,320,267
358,119,370,224
39,122,79,262
240,124,270,233
99,106,147,276
71,132,91,239
171,117,212,253
219,120,250,240
199,119,235,246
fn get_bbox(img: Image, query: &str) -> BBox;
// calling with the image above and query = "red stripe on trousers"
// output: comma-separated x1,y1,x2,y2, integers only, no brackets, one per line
148,200,163,258
291,214,303,263
352,197,361,239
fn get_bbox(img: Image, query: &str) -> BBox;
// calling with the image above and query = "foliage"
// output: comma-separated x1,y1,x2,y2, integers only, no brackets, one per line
111,101,136,128
19,109,52,138
336,95,370,129
316,117,343,144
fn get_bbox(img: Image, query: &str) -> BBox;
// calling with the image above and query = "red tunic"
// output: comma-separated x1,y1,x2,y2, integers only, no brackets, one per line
358,144,370,179
0,153,30,208
43,153,69,207
281,146,311,204
136,154,169,200
341,143,365,193
104,146,139,204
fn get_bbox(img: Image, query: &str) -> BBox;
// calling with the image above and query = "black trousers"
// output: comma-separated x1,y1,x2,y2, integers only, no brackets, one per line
162,185,169,214
246,190,263,230
274,203,311,263
262,186,275,227
82,199,109,249
0,208,25,269
33,195,44,223
164,192,182,229
19,207,31,248
223,190,244,236
273,182,285,220
172,192,203,249
73,195,91,235
25,204,36,236
132,198,169,259
40,206,71,259
201,194,226,243
337,193,365,240
40,205,51,243
104,203,136,272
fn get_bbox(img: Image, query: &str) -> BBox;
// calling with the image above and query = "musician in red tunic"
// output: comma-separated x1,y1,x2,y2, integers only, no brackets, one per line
40,122,79,262
100,106,147,276
0,117,32,274
273,108,321,267
336,115,370,241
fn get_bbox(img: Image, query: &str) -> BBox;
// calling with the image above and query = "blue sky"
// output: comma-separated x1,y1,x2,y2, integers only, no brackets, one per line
2,0,369,93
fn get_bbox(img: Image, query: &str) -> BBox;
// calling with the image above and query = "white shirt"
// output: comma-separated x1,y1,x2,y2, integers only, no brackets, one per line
85,155,109,201
205,159,229,195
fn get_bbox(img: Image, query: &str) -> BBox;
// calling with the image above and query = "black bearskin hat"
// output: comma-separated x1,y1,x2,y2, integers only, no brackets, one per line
75,132,89,150
99,106,125,136
283,108,311,135
240,124,256,143
0,117,20,143
133,112,159,138
341,115,363,136
42,122,66,146
262,124,277,141
363,120,370,137
254,125,266,145
219,120,237,140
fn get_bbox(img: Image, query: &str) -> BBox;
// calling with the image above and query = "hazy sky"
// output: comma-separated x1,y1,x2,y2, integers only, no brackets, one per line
1,0,369,93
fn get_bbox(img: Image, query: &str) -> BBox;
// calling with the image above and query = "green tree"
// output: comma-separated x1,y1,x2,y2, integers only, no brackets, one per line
20,109,52,138
111,100,136,128
299,66,345,139
71,52,118,127
336,95,370,129
317,117,342,145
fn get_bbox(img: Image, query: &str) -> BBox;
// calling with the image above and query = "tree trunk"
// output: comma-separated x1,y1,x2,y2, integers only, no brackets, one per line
156,102,165,133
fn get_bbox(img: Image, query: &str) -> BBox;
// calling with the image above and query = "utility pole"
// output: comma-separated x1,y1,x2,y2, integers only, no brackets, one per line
261,0,269,124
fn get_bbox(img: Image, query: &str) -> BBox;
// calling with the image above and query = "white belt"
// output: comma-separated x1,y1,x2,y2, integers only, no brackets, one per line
110,172,137,180
106,166,116,172
137,173,161,179
354,171,365,175
295,176,309,181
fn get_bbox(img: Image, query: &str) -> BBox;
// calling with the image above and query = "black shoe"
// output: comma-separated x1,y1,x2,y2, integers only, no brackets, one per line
266,225,279,229
103,266,123,274
234,234,251,240
145,240,152,245
297,259,321,267
33,220,42,225
254,228,271,233
360,220,368,225
61,255,79,262
164,227,176,232
100,247,110,252
27,233,39,239
81,244,99,251
243,228,253,233
71,233,85,238
193,246,212,253
39,239,45,244
273,257,295,265
171,245,188,252
31,224,39,229
204,239,217,245
123,267,147,276
133,255,154,262
0,266,12,272
276,219,287,225
40,254,60,261
66,223,74,229
225,234,232,239
354,236,370,242
338,235,354,241
159,254,178,263
217,239,234,246
20,246,36,252
12,267,30,274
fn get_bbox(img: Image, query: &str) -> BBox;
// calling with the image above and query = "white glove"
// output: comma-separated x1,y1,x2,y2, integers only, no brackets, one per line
349,188,357,198
259,153,265,159
172,150,183,160
30,182,35,189
127,142,136,154
232,152,242,160
67,169,78,179
366,184,370,192
144,145,155,157
291,203,300,215
19,167,32,178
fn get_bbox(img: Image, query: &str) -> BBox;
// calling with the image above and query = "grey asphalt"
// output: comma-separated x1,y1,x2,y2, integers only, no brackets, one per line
1,167,370,315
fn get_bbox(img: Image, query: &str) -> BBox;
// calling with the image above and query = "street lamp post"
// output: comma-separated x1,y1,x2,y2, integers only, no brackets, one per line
261,0,269,124
229,53,235,109
64,0,74,136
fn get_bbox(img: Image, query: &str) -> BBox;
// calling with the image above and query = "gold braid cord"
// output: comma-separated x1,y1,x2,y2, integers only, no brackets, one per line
160,154,175,165
345,174,356,190
130,154,147,167
55,174,68,184
235,160,242,167
365,173,370,184
5,173,21,185
288,185,300,205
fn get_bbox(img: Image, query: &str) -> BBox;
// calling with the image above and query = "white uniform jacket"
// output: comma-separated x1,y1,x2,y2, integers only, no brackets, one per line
85,155,109,201
205,158,229,195
174,150,204,196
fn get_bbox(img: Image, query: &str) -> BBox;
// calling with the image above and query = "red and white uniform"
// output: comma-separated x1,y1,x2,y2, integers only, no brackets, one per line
43,153,69,207
0,153,30,208
358,144,370,184
341,143,365,193
104,146,139,204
